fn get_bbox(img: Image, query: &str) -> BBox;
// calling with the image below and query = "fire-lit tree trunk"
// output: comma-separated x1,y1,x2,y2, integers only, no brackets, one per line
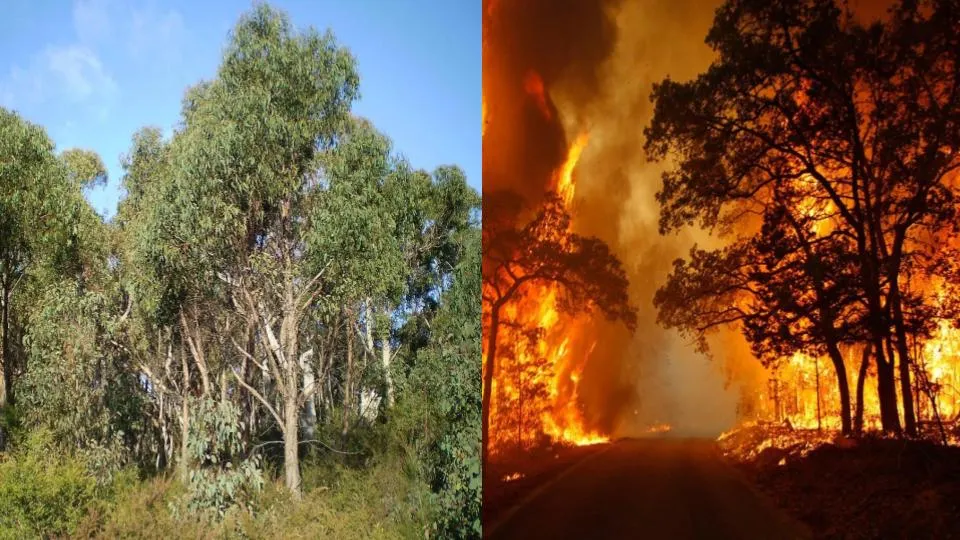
862,242,901,434
482,302,501,470
815,355,822,432
874,343,901,435
855,344,870,434
888,277,917,436
825,343,851,435
780,209,852,434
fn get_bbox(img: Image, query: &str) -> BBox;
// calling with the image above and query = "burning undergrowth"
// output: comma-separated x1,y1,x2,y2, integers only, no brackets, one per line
732,434,960,539
717,422,841,464
719,419,960,537
719,420,960,466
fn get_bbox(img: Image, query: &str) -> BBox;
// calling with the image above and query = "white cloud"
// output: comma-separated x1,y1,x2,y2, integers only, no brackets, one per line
45,45,117,102
0,44,117,116
0,0,188,115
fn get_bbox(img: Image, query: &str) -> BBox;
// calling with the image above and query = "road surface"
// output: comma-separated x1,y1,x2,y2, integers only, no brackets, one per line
485,438,811,540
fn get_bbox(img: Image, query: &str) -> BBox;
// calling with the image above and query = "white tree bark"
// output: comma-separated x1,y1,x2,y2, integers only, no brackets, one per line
299,349,316,440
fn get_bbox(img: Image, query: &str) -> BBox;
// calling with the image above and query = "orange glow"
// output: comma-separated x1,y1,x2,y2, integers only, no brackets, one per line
646,423,672,434
482,96,487,137
523,71,553,121
734,311,960,439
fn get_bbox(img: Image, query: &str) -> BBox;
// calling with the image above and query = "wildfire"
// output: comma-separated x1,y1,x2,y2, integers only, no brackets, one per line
501,472,524,482
735,294,960,439
485,123,609,454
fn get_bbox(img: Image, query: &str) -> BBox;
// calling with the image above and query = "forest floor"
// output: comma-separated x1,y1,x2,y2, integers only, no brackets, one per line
722,424,960,539
483,442,607,528
484,438,809,539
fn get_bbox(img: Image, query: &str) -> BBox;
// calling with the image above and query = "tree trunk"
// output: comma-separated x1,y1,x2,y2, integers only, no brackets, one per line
382,332,394,408
281,267,303,498
825,344,851,434
857,222,900,434
300,350,316,441
0,285,12,409
157,392,168,471
855,344,870,434
283,390,301,499
178,338,191,483
815,355,822,431
889,291,917,436
875,343,901,434
179,396,190,483
342,314,353,439
482,304,500,470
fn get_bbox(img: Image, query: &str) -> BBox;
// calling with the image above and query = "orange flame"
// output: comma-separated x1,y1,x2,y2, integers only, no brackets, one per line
485,129,607,454
556,133,589,206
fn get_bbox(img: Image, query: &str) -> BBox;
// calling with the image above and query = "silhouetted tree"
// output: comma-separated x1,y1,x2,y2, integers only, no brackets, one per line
646,0,960,435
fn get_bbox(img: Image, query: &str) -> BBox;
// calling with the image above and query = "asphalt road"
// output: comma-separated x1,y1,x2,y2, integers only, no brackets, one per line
485,438,811,540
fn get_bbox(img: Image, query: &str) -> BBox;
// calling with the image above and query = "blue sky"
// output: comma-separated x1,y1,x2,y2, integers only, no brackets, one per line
0,1,480,218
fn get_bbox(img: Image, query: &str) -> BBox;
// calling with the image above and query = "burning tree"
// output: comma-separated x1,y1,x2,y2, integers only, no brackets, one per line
482,190,636,466
646,0,960,436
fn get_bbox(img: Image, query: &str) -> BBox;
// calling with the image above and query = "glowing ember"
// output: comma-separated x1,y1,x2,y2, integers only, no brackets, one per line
501,472,524,482
646,423,672,434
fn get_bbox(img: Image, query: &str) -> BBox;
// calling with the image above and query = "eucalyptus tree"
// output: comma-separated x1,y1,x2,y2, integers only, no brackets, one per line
0,110,143,469
116,126,196,475
158,4,359,497
315,118,479,417
0,109,101,410
405,225,481,536
310,118,406,417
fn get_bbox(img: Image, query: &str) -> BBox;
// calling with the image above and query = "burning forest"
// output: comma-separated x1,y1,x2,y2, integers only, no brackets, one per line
484,0,960,535
484,0,960,461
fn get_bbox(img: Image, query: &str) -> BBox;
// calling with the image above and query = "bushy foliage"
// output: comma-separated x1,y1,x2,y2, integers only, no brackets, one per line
18,282,142,481
399,228,482,538
90,459,419,539
175,398,263,520
0,430,98,539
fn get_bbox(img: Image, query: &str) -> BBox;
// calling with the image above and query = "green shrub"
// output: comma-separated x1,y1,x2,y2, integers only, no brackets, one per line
0,430,98,539
174,398,264,520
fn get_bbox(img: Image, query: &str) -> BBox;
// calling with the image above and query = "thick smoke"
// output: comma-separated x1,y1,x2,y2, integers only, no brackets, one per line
556,0,750,438
482,0,621,206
